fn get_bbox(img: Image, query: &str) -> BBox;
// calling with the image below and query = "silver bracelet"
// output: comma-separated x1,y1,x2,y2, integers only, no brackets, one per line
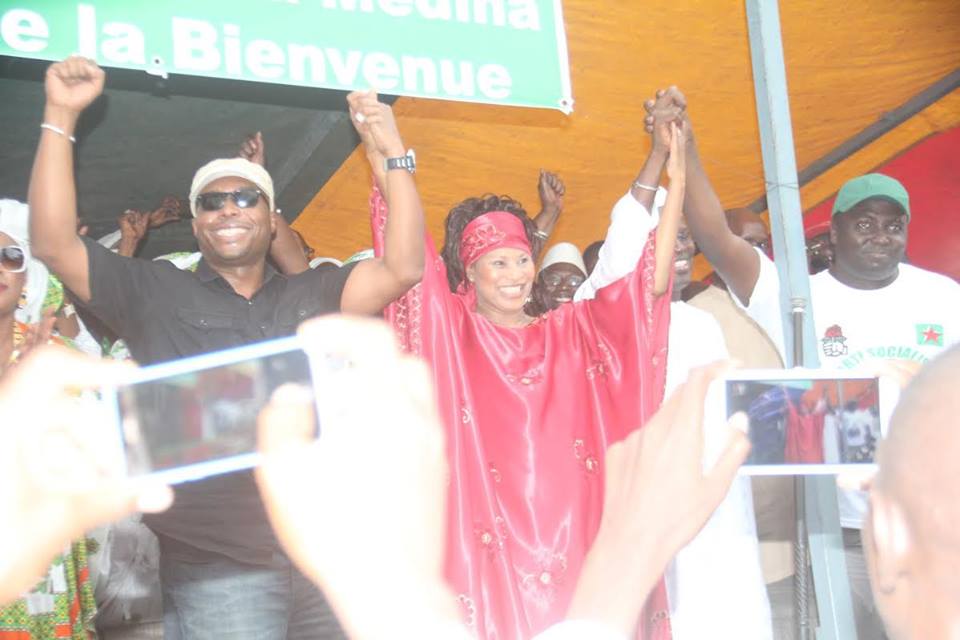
533,230,549,240
632,181,658,192
41,123,77,143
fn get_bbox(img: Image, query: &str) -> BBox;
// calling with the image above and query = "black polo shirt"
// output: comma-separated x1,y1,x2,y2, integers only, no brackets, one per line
79,236,357,564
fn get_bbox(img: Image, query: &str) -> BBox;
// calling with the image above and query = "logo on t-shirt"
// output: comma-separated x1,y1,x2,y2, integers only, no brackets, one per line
916,323,944,346
821,324,848,358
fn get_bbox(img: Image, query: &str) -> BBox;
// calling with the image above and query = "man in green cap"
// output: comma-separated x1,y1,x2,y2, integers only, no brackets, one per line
644,87,960,639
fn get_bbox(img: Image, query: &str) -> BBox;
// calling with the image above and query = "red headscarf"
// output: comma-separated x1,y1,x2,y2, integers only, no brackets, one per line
459,211,531,271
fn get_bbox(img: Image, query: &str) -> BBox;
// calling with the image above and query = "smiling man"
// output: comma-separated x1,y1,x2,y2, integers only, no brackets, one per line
533,242,587,312
28,56,425,639
648,86,960,639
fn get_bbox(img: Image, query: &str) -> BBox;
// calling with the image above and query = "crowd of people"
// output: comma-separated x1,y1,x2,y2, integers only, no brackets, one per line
0,55,958,640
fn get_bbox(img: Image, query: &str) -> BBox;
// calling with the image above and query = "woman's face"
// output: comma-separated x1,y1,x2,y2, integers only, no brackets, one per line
0,231,26,317
467,247,535,318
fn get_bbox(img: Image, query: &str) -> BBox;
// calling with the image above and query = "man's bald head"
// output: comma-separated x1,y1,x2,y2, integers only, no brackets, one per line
877,347,960,523
725,208,770,253
866,345,960,639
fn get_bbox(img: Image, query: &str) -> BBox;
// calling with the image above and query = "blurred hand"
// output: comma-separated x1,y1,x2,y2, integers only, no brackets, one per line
568,361,749,635
868,359,922,390
147,197,184,229
117,210,149,257
834,358,921,492
16,312,57,360
601,360,747,557
239,131,267,167
0,346,171,605
118,210,149,241
255,315,455,637
44,56,105,115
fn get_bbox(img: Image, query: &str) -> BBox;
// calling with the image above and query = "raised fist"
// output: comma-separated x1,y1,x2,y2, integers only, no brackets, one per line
45,56,105,114
537,170,565,217
240,131,266,167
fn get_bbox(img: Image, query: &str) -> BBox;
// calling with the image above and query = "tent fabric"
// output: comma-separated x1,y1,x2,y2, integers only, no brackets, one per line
803,126,960,280
293,1,960,278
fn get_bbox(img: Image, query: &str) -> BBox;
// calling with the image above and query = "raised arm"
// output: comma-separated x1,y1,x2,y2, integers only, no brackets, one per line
236,131,312,275
270,213,311,275
27,56,103,303
645,88,760,305
629,120,671,213
572,137,667,303
115,209,149,258
531,170,565,256
339,91,424,314
652,122,686,296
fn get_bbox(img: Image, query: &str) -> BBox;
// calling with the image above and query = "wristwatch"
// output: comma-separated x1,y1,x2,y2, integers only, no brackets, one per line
384,149,416,174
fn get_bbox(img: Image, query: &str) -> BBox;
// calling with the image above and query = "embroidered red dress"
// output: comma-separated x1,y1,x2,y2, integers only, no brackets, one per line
371,189,672,639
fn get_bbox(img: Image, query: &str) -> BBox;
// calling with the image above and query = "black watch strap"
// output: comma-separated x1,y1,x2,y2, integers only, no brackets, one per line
384,149,416,174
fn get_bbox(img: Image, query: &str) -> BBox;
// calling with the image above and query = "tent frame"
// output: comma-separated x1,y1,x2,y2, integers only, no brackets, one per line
745,1,858,638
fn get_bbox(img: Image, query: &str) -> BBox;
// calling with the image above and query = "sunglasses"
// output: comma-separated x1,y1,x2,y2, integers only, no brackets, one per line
0,245,26,273
541,273,585,288
196,188,265,213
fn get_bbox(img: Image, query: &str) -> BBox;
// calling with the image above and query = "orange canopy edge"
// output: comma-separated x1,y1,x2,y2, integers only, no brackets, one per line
293,0,960,278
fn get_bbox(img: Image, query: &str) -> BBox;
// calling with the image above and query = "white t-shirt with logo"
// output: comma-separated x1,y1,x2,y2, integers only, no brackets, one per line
741,248,960,527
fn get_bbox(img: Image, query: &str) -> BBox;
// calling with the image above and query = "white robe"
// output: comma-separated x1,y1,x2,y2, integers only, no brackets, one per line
574,189,773,640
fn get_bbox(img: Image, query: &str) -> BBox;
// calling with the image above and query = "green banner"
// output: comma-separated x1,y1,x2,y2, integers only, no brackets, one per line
0,1,573,112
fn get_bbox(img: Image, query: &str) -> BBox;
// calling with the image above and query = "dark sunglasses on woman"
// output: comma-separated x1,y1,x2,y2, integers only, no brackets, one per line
0,245,26,273
195,188,266,213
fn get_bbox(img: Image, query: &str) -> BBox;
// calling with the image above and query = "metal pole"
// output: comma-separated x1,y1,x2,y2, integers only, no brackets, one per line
791,299,811,639
745,1,857,638
794,476,810,639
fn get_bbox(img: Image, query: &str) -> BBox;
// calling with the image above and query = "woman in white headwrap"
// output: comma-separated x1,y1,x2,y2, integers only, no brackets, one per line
0,199,51,327
0,198,100,639
0,199,102,357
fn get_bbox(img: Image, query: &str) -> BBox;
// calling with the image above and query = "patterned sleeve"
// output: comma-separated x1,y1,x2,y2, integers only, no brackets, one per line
585,227,672,366
369,185,460,355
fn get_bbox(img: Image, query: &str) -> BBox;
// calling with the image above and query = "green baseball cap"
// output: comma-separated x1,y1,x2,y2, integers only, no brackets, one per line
832,173,910,221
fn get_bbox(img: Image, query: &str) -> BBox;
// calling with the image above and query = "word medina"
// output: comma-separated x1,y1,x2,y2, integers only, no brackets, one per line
313,0,543,30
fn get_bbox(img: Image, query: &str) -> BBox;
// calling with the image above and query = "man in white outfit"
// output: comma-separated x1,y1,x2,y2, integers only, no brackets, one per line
573,177,773,638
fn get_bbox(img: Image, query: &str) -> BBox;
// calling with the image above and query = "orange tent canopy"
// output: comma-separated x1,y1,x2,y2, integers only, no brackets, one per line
293,0,960,278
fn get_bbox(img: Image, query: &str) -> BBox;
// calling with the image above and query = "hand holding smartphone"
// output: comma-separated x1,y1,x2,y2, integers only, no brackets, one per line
104,336,320,485
711,368,900,475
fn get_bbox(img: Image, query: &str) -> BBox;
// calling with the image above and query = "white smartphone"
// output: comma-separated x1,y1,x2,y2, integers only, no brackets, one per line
103,336,320,485
710,368,901,475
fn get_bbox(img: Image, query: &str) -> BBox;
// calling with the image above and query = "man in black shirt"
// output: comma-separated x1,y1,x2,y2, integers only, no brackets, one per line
28,56,425,639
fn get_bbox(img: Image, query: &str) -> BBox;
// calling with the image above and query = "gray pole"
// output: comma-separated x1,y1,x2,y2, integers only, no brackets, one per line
744,1,858,638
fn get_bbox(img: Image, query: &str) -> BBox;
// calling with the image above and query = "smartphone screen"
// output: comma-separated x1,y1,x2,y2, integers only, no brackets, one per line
725,374,895,474
115,342,315,482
